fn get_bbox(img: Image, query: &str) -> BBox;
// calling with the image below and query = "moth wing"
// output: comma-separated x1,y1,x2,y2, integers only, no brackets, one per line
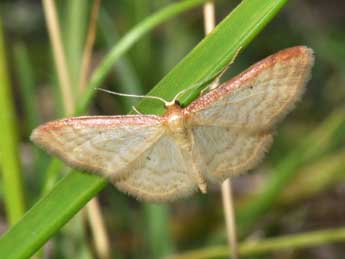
186,46,313,182
115,135,197,202
186,46,314,131
31,115,165,180
191,125,272,182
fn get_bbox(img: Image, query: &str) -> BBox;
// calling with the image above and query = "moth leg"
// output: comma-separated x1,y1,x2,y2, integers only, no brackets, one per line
131,106,143,115
201,46,243,95
186,133,208,193
194,162,208,193
183,151,207,193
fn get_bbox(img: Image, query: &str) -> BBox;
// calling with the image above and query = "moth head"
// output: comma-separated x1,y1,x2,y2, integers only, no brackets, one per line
174,99,182,107
164,99,182,108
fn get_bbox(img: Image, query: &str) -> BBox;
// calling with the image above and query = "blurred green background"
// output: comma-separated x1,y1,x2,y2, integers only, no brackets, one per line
0,0,344,258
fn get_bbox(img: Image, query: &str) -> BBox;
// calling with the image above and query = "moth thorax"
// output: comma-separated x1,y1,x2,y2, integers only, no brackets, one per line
167,113,185,134
166,111,189,147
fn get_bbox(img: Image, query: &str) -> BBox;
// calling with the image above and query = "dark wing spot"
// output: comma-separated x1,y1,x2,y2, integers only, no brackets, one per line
146,156,151,161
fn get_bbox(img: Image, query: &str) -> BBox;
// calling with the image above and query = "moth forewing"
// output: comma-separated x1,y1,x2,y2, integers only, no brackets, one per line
186,46,314,131
30,115,165,181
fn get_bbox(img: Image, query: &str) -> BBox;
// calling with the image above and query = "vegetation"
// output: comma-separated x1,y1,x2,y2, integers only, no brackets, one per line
0,0,344,258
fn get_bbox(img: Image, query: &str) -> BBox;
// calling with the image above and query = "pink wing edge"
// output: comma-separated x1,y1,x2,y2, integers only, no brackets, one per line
31,115,162,132
184,45,314,115
31,114,163,153
30,115,164,177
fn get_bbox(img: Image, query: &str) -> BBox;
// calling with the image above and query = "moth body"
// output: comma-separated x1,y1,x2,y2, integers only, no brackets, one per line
164,102,207,193
164,103,190,150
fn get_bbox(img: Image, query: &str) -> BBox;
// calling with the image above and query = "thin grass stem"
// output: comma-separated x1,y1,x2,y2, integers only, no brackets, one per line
0,19,26,225
78,2,111,257
78,0,101,94
13,43,40,132
42,0,74,115
43,1,110,257
168,227,345,259
203,2,239,258
86,199,110,259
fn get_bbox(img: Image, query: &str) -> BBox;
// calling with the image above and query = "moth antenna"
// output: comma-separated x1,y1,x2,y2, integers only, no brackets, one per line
172,83,204,103
209,46,243,91
171,48,243,103
131,106,143,115
96,88,169,106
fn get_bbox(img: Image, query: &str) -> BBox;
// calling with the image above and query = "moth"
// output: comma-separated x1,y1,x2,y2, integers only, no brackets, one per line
31,46,314,202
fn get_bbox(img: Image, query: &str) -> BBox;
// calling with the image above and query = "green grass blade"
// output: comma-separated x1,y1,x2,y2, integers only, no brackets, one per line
41,158,63,195
169,227,345,259
0,0,288,258
13,43,51,200
129,0,153,85
144,204,174,258
279,150,345,204
98,7,143,107
64,0,88,88
78,0,288,115
237,108,345,233
0,173,106,259
0,20,26,225
77,0,212,114
13,43,40,133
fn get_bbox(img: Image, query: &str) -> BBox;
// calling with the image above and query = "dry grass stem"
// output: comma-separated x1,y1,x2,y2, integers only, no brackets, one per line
78,0,101,94
203,2,239,259
203,1,216,34
43,1,110,257
42,0,74,115
78,1,110,258
86,198,111,259
221,179,239,259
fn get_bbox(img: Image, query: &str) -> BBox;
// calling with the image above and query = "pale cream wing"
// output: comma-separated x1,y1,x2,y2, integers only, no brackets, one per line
31,115,164,180
186,46,314,131
192,126,273,182
115,135,197,202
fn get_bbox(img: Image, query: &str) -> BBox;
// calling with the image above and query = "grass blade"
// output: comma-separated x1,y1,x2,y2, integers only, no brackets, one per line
64,0,88,88
13,43,40,133
237,108,345,233
169,227,345,259
0,20,26,225
77,0,213,114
